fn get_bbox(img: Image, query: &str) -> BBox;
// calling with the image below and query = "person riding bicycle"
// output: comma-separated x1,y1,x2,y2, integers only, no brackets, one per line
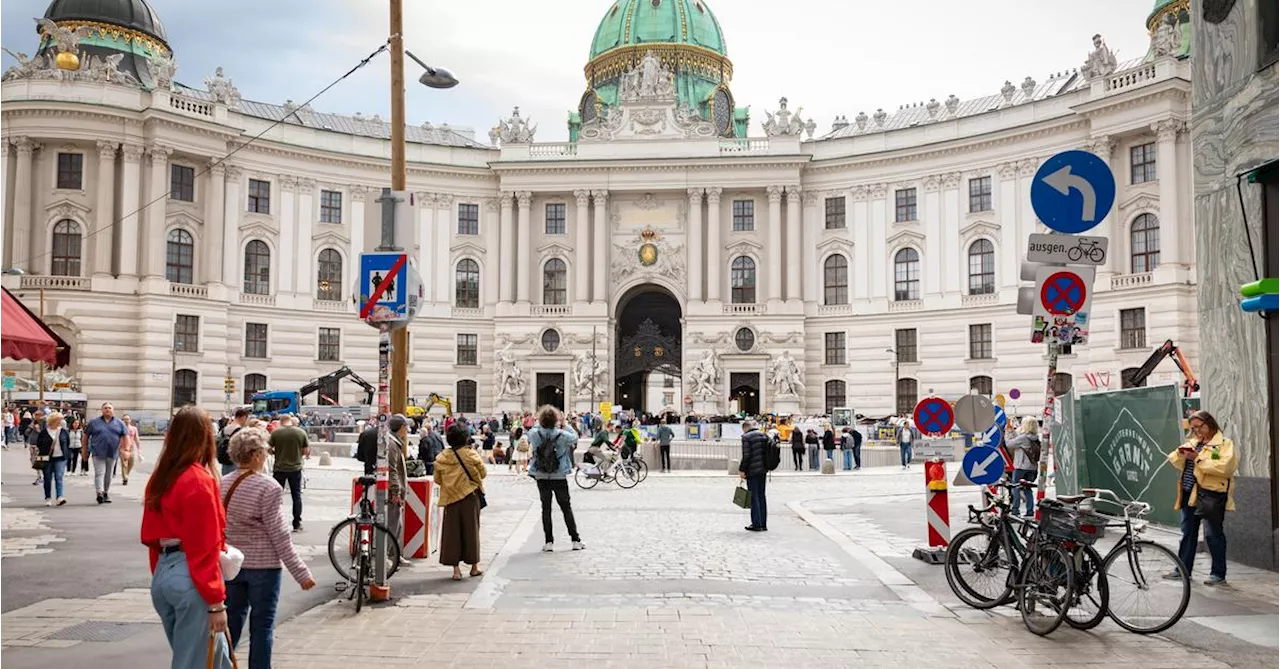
615,421,641,460
586,424,622,476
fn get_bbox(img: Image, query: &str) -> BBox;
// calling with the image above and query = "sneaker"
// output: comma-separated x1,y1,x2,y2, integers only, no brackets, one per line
44,499,52,507
572,541,585,551
96,492,104,504
1162,570,1183,580
32,479,41,485
122,478,128,486
1203,575,1227,587
745,525,763,532
293,523,303,533
103,494,112,504
56,498,66,506
542,543,554,553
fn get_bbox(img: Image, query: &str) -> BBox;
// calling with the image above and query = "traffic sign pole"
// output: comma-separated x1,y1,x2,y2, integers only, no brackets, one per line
1035,340,1059,520
372,325,391,595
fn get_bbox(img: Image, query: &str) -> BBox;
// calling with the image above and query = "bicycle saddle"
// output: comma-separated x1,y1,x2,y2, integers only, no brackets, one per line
1057,495,1087,503
358,475,377,487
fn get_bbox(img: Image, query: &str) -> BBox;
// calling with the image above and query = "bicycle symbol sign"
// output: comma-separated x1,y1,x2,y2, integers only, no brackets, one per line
1025,233,1109,266
1040,271,1088,315
913,397,955,437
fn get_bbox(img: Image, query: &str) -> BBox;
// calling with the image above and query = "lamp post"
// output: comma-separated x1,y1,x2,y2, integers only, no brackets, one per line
885,348,900,415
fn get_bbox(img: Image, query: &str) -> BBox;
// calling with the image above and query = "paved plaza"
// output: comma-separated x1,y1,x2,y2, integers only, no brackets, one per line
1,446,1276,668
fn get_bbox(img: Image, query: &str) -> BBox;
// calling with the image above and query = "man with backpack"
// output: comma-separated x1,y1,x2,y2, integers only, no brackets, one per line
527,406,584,553
217,407,250,476
739,419,777,532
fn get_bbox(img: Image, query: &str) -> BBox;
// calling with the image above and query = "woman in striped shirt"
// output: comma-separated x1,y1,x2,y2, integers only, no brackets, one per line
222,427,315,669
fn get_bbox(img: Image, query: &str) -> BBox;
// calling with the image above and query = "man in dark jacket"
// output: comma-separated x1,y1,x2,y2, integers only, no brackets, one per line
418,423,444,475
356,421,379,476
739,420,770,532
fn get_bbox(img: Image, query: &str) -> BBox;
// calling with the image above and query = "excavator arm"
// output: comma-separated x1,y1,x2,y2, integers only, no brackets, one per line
298,366,377,405
424,392,453,417
1128,340,1200,398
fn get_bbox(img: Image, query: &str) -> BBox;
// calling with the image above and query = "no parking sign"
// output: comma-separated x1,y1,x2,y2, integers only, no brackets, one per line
913,397,955,437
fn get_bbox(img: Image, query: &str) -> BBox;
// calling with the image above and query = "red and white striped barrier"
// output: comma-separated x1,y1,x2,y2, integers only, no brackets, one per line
913,458,950,564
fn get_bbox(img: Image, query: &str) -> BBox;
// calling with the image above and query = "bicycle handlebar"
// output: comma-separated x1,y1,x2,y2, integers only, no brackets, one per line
1080,487,1152,514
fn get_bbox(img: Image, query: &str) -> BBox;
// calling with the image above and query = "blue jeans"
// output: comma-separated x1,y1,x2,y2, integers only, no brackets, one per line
225,567,282,669
42,458,66,500
746,473,768,529
843,449,853,470
151,551,232,669
1012,469,1037,516
899,442,914,466
807,444,818,470
1179,489,1227,579
852,444,862,469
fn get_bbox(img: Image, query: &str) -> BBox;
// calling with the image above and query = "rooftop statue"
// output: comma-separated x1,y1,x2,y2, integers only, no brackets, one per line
1081,34,1118,80
618,51,676,102
205,66,242,108
489,106,537,146
763,97,810,137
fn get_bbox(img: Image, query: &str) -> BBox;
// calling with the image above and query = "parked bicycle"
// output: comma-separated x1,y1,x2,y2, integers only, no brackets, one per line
326,475,402,612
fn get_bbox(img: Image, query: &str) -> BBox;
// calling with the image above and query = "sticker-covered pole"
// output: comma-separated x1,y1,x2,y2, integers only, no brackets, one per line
372,325,391,592
1035,339,1059,519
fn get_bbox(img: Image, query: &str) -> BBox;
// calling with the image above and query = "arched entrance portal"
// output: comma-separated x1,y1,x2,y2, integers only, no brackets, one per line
614,285,682,415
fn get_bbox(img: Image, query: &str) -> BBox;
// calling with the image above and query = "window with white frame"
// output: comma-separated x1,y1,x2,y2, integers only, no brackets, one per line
457,334,478,365
967,239,996,295
825,332,846,365
545,203,566,235
542,258,567,305
895,188,917,222
57,153,83,190
732,200,754,231
457,203,479,235
320,190,343,223
969,323,993,360
823,255,848,305
825,196,846,229
1130,214,1160,273
170,164,195,202
174,315,199,353
243,240,271,295
1130,142,1157,184
894,248,921,301
317,249,342,301
1120,308,1146,350
245,323,268,359
730,256,756,303
318,327,341,362
247,179,271,214
968,176,992,213
51,220,82,277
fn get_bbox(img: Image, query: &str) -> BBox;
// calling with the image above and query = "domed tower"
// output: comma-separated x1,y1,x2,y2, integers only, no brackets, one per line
33,0,172,87
1143,0,1191,61
570,0,746,140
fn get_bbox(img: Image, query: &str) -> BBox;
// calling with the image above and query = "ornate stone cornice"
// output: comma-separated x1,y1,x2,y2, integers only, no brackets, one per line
515,191,532,208
704,187,722,204
1088,136,1115,157
766,185,784,202
95,140,117,160
574,189,591,206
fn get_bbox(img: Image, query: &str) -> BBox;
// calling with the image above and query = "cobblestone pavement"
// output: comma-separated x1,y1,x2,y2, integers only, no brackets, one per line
3,452,1275,667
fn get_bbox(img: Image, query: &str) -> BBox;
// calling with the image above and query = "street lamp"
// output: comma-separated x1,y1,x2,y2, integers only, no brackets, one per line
885,348,900,415
405,50,458,89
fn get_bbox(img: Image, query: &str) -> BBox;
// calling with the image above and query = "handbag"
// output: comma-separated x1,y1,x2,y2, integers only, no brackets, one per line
1195,485,1229,520
206,628,239,669
219,471,253,581
453,448,488,509
733,481,751,509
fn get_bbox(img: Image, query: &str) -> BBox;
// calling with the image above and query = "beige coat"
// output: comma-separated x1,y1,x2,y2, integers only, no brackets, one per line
433,446,486,507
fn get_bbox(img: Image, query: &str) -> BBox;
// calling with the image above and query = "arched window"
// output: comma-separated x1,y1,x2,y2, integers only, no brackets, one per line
896,378,918,416
243,240,271,295
456,379,478,414
316,249,343,301
730,256,756,304
165,229,194,284
967,239,995,295
893,248,920,301
455,259,480,308
824,379,847,415
823,254,849,305
243,373,267,404
970,375,993,396
173,369,198,407
50,220,82,277
1130,213,1160,273
1052,372,1073,397
542,258,567,305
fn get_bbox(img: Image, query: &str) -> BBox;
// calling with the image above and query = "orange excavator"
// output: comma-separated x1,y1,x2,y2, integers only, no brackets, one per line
1128,339,1199,399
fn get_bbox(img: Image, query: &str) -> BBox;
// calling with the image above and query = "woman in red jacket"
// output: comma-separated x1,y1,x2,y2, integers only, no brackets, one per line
141,406,232,668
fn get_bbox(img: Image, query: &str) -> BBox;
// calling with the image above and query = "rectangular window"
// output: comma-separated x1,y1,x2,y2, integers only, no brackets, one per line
170,164,195,202
895,328,918,363
456,380,477,414
457,203,479,235
1130,142,1157,184
244,323,268,359
174,315,199,353
320,190,343,223
732,200,755,231
824,332,847,365
545,203,566,235
1120,308,1146,350
824,197,846,229
457,333,478,366
895,188,917,222
247,179,271,214
969,323,993,360
56,153,83,190
968,177,992,213
318,327,341,362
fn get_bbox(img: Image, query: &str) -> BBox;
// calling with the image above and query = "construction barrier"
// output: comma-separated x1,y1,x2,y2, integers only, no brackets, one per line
912,458,950,564
350,476,438,558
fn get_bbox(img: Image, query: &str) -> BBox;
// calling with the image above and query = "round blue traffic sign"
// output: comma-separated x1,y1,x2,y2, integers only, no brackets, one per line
913,397,955,437
962,446,1006,486
1040,271,1088,315
1030,150,1116,234
979,406,1007,449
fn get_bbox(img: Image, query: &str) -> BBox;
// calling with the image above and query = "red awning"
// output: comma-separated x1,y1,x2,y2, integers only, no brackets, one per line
1,287,65,368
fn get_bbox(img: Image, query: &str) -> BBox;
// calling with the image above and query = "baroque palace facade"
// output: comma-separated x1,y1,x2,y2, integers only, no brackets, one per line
2,0,1199,418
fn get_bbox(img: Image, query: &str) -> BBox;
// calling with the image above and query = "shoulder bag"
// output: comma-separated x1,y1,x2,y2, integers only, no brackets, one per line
219,470,253,581
207,628,239,669
452,448,488,509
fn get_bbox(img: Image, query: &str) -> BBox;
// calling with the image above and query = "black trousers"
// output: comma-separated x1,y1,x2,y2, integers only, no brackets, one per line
273,470,304,527
659,444,671,471
536,478,580,544
792,449,804,470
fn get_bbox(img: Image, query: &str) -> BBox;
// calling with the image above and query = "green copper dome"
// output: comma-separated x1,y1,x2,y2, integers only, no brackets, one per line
1143,0,1191,61
589,0,726,60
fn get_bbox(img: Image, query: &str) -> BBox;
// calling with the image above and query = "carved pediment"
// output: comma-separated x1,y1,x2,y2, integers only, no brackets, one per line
538,241,574,261
725,239,764,257
44,198,91,220
1119,191,1159,215
166,211,202,229
239,217,279,240
313,228,350,247
959,219,1001,247
885,229,926,249
450,240,486,257
815,235,854,254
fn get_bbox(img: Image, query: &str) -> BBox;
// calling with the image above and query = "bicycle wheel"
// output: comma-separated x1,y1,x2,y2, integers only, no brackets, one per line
945,526,1015,609
614,462,639,489
1068,246,1083,262
574,467,600,489
632,457,649,482
355,553,367,613
1065,545,1109,630
1102,539,1190,634
328,520,403,582
1088,247,1105,263
1017,543,1075,636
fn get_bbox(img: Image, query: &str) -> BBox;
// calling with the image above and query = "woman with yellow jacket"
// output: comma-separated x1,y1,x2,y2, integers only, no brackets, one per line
433,422,487,581
1164,410,1237,586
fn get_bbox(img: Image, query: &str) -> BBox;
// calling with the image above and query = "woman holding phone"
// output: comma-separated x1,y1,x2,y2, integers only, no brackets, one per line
1164,410,1238,586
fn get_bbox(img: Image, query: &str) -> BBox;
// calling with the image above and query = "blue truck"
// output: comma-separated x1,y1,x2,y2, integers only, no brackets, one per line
250,366,376,417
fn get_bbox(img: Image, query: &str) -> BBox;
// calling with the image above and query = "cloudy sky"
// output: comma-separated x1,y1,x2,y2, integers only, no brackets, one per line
3,0,1155,142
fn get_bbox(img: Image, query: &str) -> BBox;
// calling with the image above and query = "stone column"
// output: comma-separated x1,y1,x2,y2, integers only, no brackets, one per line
203,160,226,285
515,191,532,304
118,144,144,277
996,163,1020,287
417,192,437,302
852,186,871,300
785,187,802,301
1154,119,1184,267
93,140,117,277
573,190,591,303
867,184,889,299
705,187,723,302
766,185,783,302
482,196,500,305
222,166,243,286
498,191,514,303
295,178,316,295
1086,137,1119,274
347,185,367,287
687,188,704,302
277,176,297,293
801,190,819,303
435,194,454,303
10,138,36,272
141,144,172,278
591,189,609,304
